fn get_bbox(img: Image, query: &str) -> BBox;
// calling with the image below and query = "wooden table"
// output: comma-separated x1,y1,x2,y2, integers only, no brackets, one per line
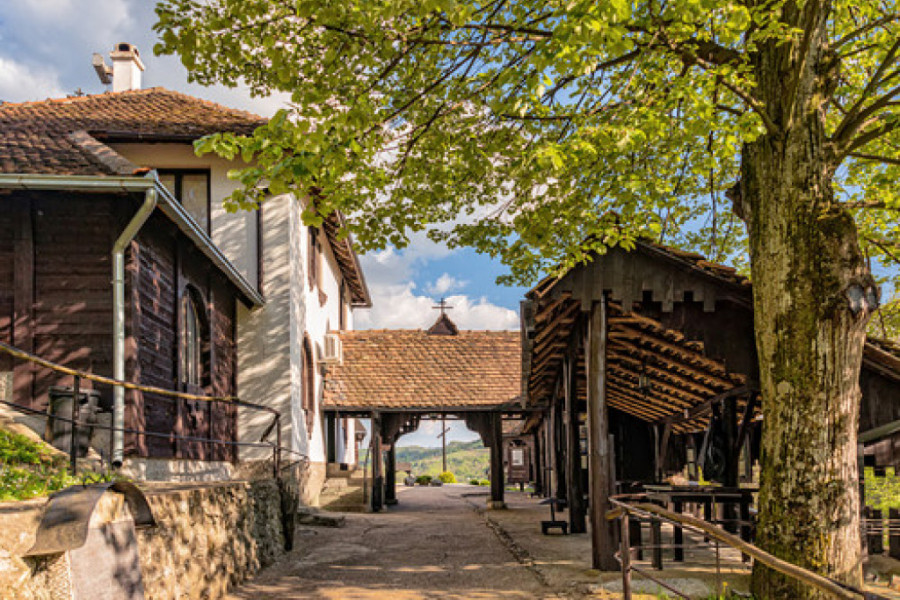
643,485,757,565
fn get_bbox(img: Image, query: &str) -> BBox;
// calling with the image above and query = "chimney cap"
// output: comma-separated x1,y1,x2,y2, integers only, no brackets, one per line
110,42,145,71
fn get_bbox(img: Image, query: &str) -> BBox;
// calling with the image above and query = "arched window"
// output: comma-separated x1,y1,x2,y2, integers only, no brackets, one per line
179,287,209,390
302,336,316,433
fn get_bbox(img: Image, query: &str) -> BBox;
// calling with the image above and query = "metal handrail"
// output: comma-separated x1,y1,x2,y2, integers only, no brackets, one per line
608,496,885,600
0,341,305,478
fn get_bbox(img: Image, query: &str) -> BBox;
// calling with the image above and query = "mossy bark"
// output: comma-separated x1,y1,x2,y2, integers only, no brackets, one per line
743,3,875,596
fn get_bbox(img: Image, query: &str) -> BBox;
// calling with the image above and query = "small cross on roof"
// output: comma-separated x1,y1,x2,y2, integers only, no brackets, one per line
432,297,454,317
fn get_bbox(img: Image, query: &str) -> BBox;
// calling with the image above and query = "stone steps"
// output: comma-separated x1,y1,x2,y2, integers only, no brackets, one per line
318,470,368,512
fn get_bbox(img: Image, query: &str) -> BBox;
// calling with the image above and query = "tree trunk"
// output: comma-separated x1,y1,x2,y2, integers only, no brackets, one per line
743,5,876,596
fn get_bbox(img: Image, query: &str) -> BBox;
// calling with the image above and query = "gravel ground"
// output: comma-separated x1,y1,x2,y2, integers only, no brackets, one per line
228,485,569,599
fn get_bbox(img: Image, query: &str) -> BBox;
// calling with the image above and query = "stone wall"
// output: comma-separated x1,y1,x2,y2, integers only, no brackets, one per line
0,479,286,600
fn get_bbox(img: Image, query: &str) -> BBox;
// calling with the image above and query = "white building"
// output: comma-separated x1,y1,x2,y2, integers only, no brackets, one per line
3,43,371,501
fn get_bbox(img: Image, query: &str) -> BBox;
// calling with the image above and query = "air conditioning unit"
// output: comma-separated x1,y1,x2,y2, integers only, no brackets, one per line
320,333,343,365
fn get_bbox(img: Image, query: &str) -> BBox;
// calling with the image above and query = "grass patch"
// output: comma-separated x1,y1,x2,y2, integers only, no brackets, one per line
0,427,98,501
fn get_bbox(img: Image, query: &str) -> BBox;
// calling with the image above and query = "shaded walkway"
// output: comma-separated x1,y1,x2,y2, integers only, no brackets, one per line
228,485,559,599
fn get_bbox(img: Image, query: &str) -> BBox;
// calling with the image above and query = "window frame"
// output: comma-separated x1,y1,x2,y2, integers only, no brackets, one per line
302,336,316,433
158,168,212,234
308,226,320,290
178,286,211,393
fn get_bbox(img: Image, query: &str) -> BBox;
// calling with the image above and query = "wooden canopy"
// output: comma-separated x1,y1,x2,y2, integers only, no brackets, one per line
523,242,756,433
522,240,900,435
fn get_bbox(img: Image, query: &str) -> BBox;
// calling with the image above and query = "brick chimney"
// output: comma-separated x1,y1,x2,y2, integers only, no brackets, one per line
109,43,144,92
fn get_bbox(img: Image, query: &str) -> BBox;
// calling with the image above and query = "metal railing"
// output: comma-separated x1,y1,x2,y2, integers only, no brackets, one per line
607,496,886,600
0,340,305,480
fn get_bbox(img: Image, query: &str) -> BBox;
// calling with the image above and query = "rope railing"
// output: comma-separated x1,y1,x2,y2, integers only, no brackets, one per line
0,340,306,479
607,496,887,600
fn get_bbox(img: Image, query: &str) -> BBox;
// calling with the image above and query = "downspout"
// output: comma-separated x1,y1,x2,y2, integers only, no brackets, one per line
112,186,158,467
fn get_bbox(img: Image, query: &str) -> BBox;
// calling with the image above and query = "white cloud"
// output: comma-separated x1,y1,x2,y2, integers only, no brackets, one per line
424,273,466,296
354,285,518,331
0,56,65,103
0,1,289,116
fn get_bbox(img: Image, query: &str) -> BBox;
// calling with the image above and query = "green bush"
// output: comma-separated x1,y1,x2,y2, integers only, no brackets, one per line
438,471,456,484
469,478,480,485
479,479,490,486
415,474,433,485
0,428,93,501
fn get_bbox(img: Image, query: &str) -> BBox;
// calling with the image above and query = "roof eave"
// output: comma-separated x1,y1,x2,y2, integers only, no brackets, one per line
0,172,265,308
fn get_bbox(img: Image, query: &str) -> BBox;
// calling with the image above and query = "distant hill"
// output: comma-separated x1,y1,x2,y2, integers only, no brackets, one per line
360,440,490,482
398,440,490,482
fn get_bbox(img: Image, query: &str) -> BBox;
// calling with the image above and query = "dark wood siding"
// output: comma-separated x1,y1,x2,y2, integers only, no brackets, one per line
210,279,237,461
0,202,14,373
2,191,243,462
134,218,179,458
32,195,115,408
133,215,240,461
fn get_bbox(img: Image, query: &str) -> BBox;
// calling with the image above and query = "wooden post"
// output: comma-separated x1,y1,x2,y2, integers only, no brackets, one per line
565,357,587,533
630,517,644,560
650,518,663,570
673,500,684,562
553,400,567,503
723,396,738,533
372,412,383,512
865,507,883,555
489,412,505,508
587,296,617,570
533,430,543,496
890,508,900,560
385,443,397,505
621,511,633,600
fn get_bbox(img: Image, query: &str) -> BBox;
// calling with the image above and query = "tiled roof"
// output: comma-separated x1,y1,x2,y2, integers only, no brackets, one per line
0,87,370,305
0,127,113,176
0,88,264,176
323,330,521,411
0,88,264,171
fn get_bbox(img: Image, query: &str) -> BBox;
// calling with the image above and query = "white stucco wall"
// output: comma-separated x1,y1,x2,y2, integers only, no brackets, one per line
298,217,354,466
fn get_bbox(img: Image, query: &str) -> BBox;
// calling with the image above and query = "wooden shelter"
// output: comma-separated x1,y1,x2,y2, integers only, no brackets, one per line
322,319,525,509
521,240,900,568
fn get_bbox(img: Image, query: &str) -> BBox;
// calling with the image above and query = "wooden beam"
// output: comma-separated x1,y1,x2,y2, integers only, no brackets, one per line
608,351,719,397
587,296,618,570
606,390,672,421
605,368,699,409
607,337,740,389
534,291,572,323
661,385,751,426
606,364,706,407
534,302,580,346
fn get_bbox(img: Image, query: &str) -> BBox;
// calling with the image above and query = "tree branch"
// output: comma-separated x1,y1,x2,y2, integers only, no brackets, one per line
843,119,900,157
833,13,899,50
833,38,900,145
850,151,900,165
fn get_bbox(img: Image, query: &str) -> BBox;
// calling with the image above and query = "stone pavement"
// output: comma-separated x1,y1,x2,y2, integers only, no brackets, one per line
228,484,561,599
228,484,750,599
230,484,900,599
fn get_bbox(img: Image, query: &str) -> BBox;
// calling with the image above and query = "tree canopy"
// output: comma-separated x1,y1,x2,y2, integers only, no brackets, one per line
154,2,900,595
154,0,900,286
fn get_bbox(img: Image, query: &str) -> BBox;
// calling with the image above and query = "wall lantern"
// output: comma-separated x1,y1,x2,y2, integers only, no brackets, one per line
637,361,652,393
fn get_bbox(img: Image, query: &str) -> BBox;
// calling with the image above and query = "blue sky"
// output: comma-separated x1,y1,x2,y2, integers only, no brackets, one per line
0,0,525,447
